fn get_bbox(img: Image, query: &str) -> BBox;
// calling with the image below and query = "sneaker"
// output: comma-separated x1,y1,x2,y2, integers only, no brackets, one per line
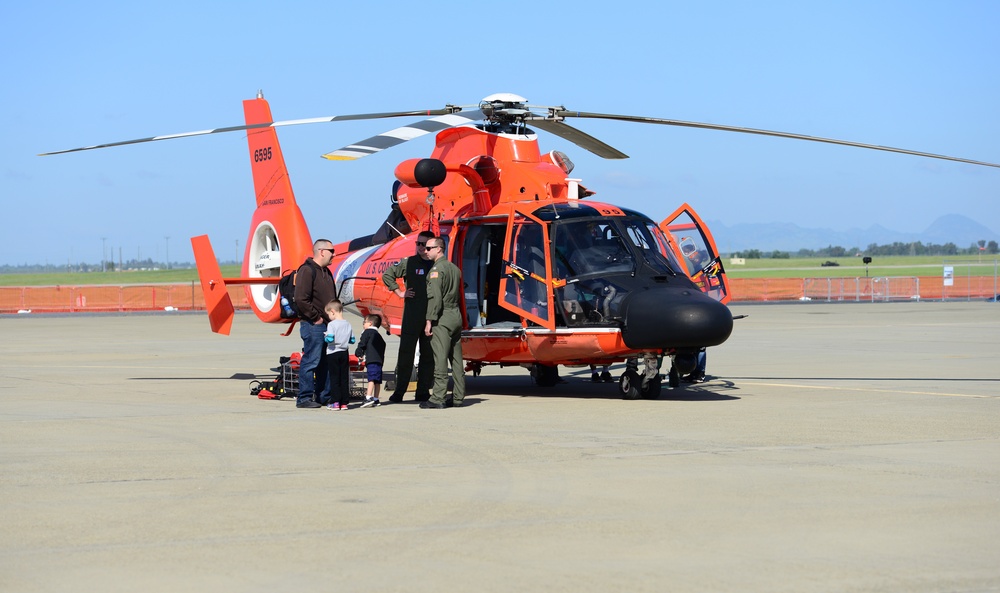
681,372,706,384
591,372,601,382
360,398,379,408
600,371,613,382
297,400,322,409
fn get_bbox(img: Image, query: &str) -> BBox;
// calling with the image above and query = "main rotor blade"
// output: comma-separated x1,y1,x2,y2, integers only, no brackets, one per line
39,109,458,156
321,110,485,160
555,110,1000,169
527,118,629,159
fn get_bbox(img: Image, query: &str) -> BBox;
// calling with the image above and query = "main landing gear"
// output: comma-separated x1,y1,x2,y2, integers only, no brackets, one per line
532,353,688,399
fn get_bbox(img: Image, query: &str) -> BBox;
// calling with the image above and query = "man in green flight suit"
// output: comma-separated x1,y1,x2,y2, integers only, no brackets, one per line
381,230,436,403
419,236,466,409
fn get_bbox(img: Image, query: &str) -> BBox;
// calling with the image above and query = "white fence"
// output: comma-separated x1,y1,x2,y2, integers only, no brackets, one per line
802,277,921,302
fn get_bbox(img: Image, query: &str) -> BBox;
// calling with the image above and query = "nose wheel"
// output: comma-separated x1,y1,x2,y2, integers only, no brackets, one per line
619,369,662,400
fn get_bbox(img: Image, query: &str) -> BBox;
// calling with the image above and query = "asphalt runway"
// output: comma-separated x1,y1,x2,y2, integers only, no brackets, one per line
2,302,998,593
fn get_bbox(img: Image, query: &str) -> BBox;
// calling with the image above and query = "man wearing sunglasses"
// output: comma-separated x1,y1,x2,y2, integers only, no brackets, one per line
420,236,466,409
381,230,436,403
294,239,338,408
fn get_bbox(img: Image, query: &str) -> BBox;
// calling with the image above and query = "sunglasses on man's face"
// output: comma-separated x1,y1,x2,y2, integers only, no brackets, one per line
416,242,427,247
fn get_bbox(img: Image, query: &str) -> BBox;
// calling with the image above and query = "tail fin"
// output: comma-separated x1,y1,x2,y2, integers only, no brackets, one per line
191,235,235,335
240,95,315,323
244,95,302,210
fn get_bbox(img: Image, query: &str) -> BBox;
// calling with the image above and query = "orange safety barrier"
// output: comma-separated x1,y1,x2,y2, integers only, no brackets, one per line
0,284,251,314
1,277,997,314
918,275,999,301
728,278,805,302
729,276,998,302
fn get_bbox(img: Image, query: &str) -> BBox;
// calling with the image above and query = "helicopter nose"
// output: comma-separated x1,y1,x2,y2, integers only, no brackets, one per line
620,287,734,350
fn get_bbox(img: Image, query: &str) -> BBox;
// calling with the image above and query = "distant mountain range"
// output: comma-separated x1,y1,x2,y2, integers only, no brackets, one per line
706,214,998,253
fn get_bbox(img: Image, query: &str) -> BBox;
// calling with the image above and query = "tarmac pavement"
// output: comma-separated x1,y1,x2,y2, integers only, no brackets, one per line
1,302,998,592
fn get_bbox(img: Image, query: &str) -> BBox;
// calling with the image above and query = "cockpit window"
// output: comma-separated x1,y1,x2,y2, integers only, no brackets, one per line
551,219,634,277
640,221,687,275
546,216,694,327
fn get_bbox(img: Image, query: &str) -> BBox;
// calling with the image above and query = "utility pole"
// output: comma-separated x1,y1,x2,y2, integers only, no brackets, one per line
165,236,170,270
101,237,107,272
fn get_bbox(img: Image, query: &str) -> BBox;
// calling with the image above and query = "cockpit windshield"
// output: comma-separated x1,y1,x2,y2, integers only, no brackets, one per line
631,220,686,276
552,219,633,277
551,217,684,279
548,217,689,327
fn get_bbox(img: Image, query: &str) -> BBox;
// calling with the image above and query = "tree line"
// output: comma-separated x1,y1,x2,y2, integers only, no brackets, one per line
0,258,198,274
732,240,999,260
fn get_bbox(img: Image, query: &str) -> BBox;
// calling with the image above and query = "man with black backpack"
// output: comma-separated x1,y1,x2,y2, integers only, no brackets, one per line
294,239,337,408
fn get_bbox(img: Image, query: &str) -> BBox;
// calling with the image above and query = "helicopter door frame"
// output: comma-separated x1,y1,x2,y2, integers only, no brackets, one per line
660,202,731,304
498,208,556,331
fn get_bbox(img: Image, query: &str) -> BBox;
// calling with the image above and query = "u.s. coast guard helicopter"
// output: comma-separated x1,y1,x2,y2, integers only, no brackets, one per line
42,92,999,398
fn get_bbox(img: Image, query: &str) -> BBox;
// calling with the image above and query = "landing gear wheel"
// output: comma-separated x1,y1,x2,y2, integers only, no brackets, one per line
641,375,662,399
668,365,680,388
619,369,642,400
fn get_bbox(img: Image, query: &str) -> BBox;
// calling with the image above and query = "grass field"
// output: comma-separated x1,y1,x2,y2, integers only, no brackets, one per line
0,266,241,287
1,258,997,286
725,255,999,279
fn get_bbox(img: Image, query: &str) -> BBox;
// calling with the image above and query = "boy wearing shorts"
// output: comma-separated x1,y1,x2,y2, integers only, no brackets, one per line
355,314,386,408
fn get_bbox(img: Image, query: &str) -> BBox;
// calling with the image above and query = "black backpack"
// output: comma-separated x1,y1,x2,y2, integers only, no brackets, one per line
277,264,313,319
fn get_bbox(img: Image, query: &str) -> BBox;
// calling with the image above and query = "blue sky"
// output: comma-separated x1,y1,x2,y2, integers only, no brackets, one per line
3,0,998,267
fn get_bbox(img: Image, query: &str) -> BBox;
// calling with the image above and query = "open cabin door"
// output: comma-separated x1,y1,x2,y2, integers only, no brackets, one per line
660,203,731,304
497,208,556,330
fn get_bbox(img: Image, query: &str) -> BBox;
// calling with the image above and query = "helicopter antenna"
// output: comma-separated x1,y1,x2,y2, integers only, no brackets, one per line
385,221,406,238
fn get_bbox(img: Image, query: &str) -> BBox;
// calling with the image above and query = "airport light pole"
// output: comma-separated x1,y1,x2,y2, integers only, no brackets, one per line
101,237,107,273
165,236,170,270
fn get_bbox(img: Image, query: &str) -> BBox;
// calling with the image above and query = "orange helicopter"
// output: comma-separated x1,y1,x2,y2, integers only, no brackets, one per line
42,92,1000,397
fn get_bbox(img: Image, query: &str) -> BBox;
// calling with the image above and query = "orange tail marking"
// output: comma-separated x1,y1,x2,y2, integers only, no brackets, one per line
243,97,297,209
191,235,235,335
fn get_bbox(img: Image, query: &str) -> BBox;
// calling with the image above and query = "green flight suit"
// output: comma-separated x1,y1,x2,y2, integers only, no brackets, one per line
381,255,435,399
425,257,465,405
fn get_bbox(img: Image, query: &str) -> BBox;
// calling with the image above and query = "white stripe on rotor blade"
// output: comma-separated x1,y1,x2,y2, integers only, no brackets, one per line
437,113,478,125
326,149,370,159
271,117,343,127
384,126,432,141
343,145,381,154
158,130,216,140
